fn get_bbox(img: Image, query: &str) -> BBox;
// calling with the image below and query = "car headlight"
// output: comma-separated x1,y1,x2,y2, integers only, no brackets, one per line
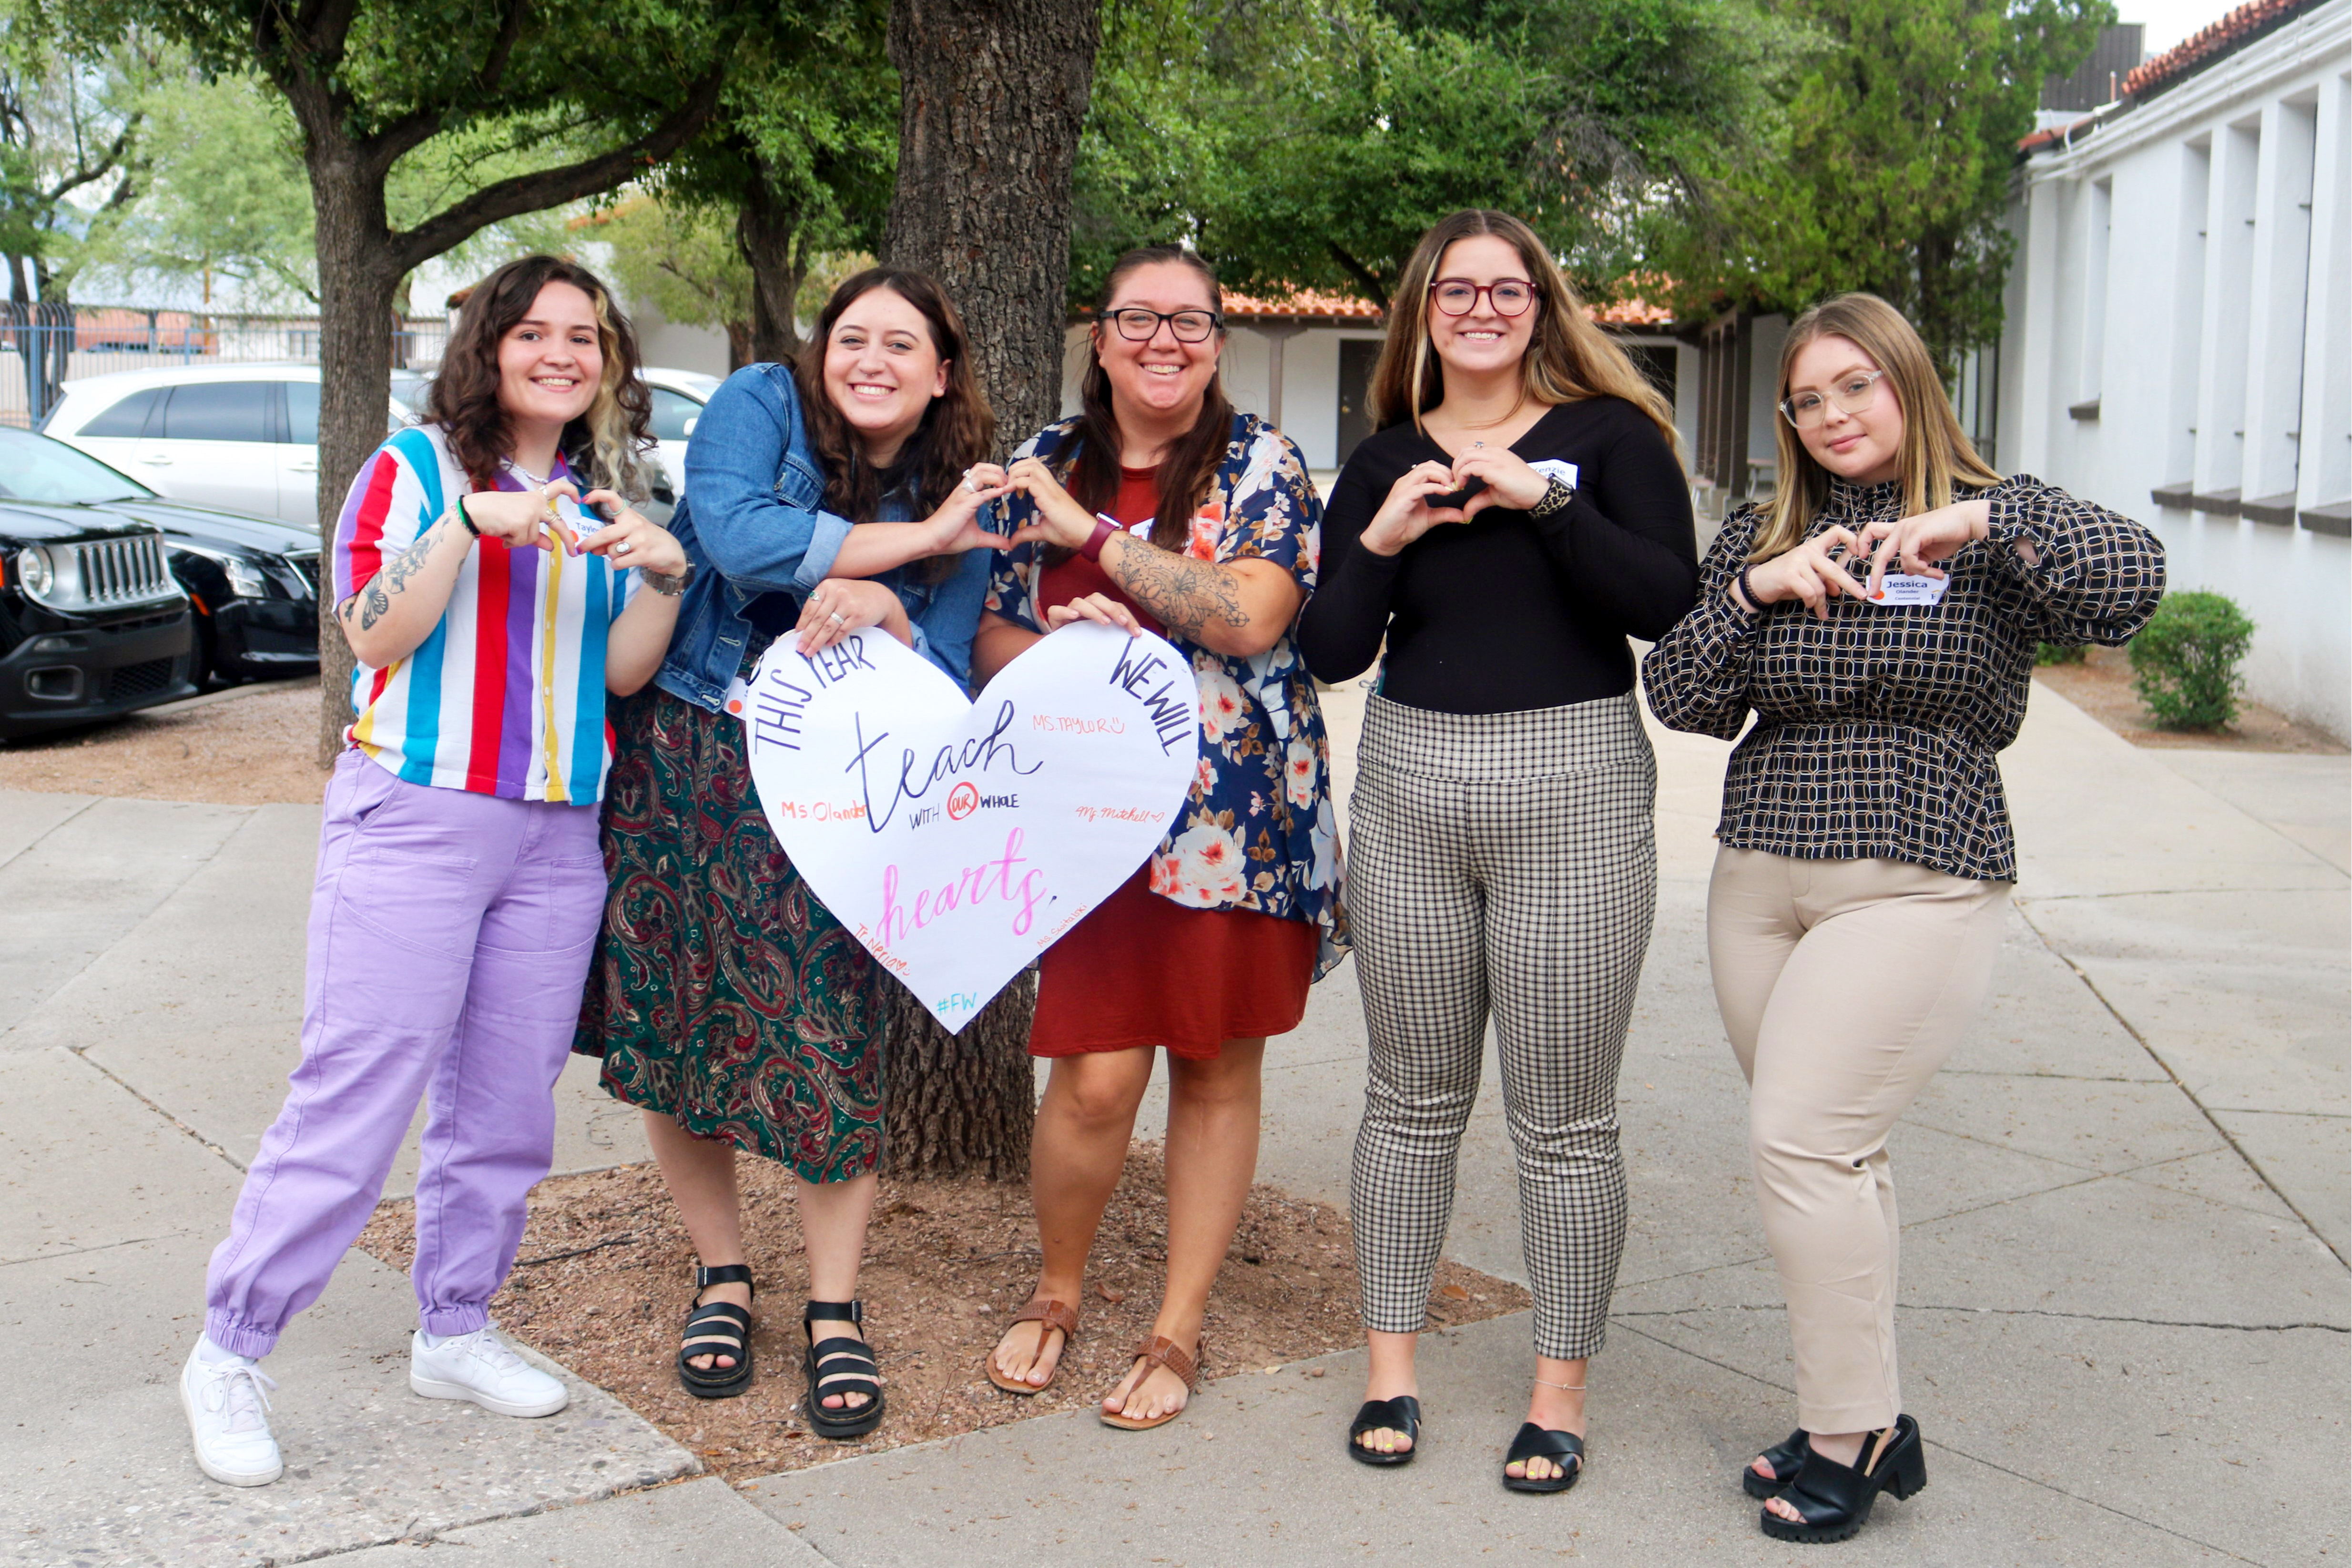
15,547,51,597
222,557,271,597
179,545,273,598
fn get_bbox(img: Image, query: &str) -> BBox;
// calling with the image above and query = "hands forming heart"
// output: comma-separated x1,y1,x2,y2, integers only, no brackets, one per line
1358,443,1553,557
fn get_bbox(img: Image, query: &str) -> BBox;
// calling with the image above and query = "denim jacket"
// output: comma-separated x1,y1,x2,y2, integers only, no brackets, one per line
653,362,997,708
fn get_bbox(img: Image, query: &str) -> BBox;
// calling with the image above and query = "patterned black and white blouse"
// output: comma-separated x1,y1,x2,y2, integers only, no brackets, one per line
1641,474,2166,883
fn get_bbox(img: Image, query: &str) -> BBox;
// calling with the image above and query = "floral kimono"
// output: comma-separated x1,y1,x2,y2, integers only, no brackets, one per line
986,413,1348,974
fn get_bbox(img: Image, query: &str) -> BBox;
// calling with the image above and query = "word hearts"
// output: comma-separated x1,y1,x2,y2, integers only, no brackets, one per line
742,621,1201,1031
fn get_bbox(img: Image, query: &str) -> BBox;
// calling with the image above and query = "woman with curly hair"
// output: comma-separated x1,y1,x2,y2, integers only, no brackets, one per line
979,244,1345,1432
574,267,1017,1440
181,254,689,1487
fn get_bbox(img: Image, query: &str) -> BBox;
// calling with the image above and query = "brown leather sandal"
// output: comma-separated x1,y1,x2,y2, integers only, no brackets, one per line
985,1297,1079,1395
1099,1334,1205,1431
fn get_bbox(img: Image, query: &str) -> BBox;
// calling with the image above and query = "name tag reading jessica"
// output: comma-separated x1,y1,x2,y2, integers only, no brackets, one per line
1870,573,1950,607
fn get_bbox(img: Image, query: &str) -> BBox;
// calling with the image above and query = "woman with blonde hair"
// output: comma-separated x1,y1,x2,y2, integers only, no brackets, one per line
1298,209,1697,1490
1644,293,2162,1542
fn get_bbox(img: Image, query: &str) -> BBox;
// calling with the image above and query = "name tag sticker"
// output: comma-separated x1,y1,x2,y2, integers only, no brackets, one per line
1871,573,1950,607
1529,459,1580,489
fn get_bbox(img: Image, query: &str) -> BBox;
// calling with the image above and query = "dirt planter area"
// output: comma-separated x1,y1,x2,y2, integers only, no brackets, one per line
358,1146,1528,1484
0,679,331,803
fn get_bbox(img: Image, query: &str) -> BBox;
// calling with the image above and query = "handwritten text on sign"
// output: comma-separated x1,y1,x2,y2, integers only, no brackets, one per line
742,622,1201,1032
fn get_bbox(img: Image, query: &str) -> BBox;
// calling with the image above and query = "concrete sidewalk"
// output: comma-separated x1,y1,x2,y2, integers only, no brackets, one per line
0,676,2343,1566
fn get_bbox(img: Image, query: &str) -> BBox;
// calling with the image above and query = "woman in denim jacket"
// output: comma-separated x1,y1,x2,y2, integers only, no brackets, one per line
573,269,1019,1440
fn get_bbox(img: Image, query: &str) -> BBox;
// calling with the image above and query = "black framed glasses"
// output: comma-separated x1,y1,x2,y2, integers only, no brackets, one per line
1430,277,1537,316
1780,369,1886,428
1105,307,1223,343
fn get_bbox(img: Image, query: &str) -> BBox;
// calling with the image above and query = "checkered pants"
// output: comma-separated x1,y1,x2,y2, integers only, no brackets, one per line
1346,693,1656,1359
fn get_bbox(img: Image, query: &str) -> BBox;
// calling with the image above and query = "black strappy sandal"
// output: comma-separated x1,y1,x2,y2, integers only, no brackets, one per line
1346,1395,1422,1467
803,1299,885,1441
1760,1415,1927,1542
1501,1423,1584,1494
675,1263,755,1399
1744,1429,1811,1498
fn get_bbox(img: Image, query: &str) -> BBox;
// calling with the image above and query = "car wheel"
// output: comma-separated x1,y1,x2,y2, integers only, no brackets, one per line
192,620,225,690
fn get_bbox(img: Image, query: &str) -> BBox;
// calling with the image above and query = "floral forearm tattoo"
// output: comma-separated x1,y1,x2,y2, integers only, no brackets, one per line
1102,532,1251,637
338,522,447,632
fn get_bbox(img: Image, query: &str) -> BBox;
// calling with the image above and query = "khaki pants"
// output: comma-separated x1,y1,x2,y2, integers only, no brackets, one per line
1707,847,2011,1434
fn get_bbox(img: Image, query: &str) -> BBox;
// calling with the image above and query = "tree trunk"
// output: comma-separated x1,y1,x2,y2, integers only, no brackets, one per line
736,167,807,363
879,972,1037,1181
309,153,403,765
875,0,1098,1181
882,0,1100,447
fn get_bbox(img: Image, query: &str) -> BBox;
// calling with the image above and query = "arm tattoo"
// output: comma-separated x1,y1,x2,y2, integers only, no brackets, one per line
1103,534,1251,637
351,524,444,632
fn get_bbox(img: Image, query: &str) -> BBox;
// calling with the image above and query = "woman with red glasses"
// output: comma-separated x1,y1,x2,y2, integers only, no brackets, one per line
1299,209,1696,1492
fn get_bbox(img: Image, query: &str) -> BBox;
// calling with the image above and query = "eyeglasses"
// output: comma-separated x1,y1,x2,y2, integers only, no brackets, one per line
1780,369,1886,428
1104,307,1223,344
1430,278,1537,316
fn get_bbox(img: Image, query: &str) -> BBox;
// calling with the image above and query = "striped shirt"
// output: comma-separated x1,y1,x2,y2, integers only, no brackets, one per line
331,424,638,804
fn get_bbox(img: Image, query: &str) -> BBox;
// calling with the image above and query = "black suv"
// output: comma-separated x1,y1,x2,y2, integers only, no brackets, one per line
0,430,198,738
0,428,320,699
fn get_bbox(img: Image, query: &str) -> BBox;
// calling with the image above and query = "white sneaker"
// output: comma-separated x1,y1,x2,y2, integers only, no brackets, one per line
408,1324,570,1417
181,1344,283,1487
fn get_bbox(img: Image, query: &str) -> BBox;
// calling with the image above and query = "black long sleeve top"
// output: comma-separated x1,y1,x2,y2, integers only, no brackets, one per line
1298,397,1699,714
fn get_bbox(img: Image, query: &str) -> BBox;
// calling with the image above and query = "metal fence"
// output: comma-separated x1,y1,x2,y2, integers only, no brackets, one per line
0,304,449,430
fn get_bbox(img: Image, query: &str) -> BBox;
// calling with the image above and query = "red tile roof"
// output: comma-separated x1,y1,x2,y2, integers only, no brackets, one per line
2121,0,2321,100
1221,288,1385,322
1216,286,1679,328
2019,0,2325,152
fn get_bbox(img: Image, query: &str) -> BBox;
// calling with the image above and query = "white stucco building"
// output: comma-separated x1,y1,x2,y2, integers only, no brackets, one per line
2004,0,2350,735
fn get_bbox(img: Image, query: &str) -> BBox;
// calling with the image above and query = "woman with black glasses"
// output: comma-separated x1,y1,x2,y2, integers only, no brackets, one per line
977,244,1343,1433
1299,209,1696,1491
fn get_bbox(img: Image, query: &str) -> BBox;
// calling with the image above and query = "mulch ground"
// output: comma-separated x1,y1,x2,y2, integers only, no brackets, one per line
2032,645,2344,753
356,1143,1527,1483
0,680,330,802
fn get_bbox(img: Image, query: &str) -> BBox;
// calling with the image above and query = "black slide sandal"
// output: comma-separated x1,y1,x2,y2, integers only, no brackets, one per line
804,1299,885,1441
1346,1395,1422,1467
1744,1429,1811,1498
1501,1422,1584,1494
675,1263,755,1399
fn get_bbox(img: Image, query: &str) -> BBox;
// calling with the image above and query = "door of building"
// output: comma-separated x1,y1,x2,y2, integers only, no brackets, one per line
1336,339,1380,466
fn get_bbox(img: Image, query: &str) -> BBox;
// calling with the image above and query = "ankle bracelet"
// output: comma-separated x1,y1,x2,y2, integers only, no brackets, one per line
1534,1378,1586,1392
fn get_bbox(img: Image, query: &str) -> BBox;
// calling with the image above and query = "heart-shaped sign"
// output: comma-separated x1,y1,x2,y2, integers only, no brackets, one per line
741,621,1201,1031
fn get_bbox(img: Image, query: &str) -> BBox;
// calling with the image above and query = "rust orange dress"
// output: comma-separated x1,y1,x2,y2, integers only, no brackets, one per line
1025,465,1317,1060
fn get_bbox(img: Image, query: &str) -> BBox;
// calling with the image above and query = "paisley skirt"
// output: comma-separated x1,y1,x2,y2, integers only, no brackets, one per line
572,676,885,1184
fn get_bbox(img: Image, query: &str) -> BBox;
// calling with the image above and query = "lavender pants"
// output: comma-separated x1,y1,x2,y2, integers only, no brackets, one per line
204,751,607,1358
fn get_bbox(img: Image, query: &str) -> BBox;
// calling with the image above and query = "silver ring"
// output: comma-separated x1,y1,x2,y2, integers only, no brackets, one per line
828,611,847,626
963,474,983,494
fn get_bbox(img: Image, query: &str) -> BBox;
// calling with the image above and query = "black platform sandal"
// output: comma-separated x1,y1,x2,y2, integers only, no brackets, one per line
1760,1415,1927,1543
1501,1423,1584,1494
803,1299,885,1441
676,1263,756,1399
1346,1395,1422,1467
1743,1429,1811,1498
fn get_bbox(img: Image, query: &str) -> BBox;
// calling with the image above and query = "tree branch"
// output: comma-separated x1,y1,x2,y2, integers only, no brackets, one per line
356,0,529,171
388,66,731,273
1325,239,1388,307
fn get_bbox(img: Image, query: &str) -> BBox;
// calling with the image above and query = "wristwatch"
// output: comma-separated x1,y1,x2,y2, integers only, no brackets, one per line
1079,516,1120,563
642,562,694,597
